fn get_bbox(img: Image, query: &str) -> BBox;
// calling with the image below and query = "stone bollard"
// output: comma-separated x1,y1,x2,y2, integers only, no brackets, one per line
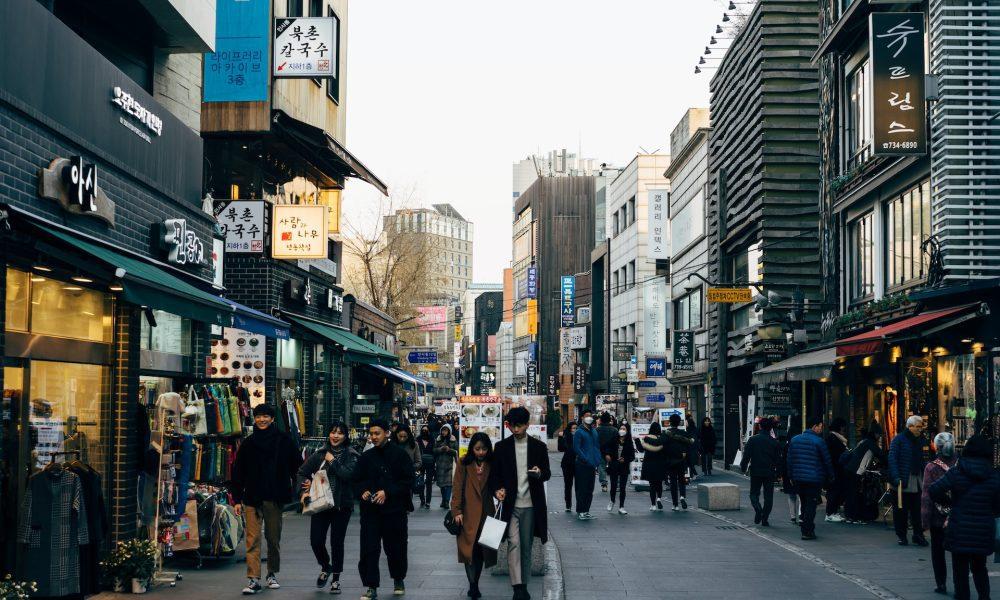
697,482,740,510
491,538,546,577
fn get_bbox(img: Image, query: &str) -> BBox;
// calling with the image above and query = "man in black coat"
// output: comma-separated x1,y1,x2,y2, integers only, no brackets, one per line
488,407,551,600
231,403,303,594
355,418,415,599
740,417,782,526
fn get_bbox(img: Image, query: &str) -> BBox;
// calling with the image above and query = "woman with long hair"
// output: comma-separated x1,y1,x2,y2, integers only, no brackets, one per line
451,432,498,598
640,421,668,510
296,421,359,594
416,424,435,509
603,421,636,514
434,424,459,508
392,424,422,506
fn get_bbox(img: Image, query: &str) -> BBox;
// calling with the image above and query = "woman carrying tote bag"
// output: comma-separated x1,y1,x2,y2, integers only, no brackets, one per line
450,432,498,599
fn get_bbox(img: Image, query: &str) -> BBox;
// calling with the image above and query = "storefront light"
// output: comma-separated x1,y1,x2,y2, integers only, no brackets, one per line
972,342,985,352
33,263,52,273
109,283,124,292
30,276,46,283
890,346,902,363
922,346,930,353
862,356,873,367
961,338,973,344
933,346,947,356
62,285,83,292
71,274,93,283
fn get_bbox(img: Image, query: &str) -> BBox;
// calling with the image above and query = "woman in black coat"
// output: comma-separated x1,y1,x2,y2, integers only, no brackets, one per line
602,422,636,514
640,422,669,510
557,422,578,512
699,417,717,475
929,435,1000,600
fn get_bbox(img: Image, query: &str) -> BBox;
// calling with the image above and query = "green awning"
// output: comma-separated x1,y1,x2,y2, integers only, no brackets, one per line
287,316,399,366
36,224,234,326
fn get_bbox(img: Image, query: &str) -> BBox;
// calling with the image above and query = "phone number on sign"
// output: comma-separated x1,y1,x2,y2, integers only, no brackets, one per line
881,141,919,149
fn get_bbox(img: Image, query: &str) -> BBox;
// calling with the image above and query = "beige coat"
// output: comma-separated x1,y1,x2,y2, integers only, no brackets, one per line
450,461,498,566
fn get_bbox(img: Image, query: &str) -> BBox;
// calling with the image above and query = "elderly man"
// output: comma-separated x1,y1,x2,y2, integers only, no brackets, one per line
888,415,929,546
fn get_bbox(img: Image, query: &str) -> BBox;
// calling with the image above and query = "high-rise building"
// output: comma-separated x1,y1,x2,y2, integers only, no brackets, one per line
385,203,474,302
512,149,601,199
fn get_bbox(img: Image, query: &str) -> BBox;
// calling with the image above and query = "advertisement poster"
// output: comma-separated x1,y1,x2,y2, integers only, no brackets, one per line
657,407,687,430
630,422,651,488
458,395,503,457
208,327,266,405
507,395,547,441
415,306,448,332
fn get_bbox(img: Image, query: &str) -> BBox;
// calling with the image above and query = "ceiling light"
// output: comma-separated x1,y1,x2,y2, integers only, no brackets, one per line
109,284,124,292
705,46,712,55
34,264,52,273
62,285,83,292
699,56,706,65
30,276,46,283
729,1,736,10
711,36,718,44
71,274,93,283
961,338,973,343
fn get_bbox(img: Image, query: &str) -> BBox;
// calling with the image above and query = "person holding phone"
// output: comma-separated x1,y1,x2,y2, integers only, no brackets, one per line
488,407,551,600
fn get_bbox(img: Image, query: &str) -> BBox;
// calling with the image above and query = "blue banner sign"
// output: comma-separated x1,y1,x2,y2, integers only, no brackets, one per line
637,380,657,388
645,357,667,378
527,266,538,299
407,350,438,364
204,0,270,102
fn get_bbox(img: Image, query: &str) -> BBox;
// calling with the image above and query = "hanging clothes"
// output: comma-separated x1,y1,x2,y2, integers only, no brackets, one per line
66,461,108,596
18,468,89,597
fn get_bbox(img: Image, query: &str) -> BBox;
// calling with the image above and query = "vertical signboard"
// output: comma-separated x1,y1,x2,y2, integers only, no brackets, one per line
647,189,669,260
672,330,694,371
573,363,587,393
559,328,574,375
561,275,575,326
526,266,538,299
526,362,538,394
526,299,538,335
643,279,666,355
204,0,270,102
870,13,927,156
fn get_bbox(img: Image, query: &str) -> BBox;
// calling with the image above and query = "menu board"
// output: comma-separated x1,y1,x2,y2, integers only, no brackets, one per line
208,327,266,406
458,395,503,457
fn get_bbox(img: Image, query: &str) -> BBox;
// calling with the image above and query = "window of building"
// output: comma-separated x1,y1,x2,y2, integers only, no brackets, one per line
277,337,303,370
612,212,619,237
846,60,872,170
627,324,635,342
628,196,636,226
849,212,874,302
612,270,620,296
287,0,303,16
6,270,113,343
674,288,703,330
628,260,636,289
732,241,762,284
887,179,932,288
140,310,192,356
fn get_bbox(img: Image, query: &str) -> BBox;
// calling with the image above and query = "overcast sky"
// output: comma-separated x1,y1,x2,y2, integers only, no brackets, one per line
340,0,728,283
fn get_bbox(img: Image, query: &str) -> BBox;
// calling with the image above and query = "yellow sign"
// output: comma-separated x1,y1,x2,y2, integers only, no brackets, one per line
707,287,753,303
455,325,462,339
271,204,328,259
319,189,341,234
360,417,370,425
527,299,538,335
420,363,440,372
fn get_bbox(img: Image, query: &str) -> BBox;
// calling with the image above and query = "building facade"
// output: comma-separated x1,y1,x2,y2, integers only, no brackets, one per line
386,204,474,302
512,149,601,199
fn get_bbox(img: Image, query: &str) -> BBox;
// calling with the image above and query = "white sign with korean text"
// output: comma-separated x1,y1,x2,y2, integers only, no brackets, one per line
567,326,587,350
215,200,266,253
647,189,669,261
643,279,667,356
273,18,337,77
272,205,328,259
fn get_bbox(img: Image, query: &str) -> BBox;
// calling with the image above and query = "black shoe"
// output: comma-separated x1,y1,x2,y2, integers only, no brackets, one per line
933,585,946,594
912,536,929,547
393,579,405,595
753,508,762,524
801,533,817,540
761,520,770,527
317,570,332,588
897,538,909,546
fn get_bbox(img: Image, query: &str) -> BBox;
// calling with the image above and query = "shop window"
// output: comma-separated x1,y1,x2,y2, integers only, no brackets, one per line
29,361,108,477
846,60,872,171
937,355,976,447
6,268,29,332
887,180,931,288
849,212,875,302
674,288,703,330
277,337,303,370
140,310,192,356
30,277,112,342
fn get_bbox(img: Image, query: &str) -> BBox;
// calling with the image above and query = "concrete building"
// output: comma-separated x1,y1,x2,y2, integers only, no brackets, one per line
607,155,671,409
512,149,602,199
386,203,474,302
665,109,711,422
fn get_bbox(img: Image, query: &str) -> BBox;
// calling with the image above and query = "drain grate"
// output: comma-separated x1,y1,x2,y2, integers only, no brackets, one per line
715,525,741,530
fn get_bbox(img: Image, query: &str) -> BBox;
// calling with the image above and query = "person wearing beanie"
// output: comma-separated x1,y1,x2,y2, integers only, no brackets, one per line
232,403,303,595
930,434,1000,600
741,417,782,526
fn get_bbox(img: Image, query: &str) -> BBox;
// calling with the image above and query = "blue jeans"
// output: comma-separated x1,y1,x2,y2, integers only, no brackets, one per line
439,485,453,507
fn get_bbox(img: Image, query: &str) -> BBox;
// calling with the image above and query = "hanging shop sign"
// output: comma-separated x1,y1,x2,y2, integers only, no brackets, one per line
561,275,575,326
326,288,344,312
285,276,313,305
526,266,538,299
647,189,669,261
212,237,225,288
273,17,337,77
567,326,587,350
763,340,786,363
214,200,266,253
458,395,503,457
159,218,206,267
547,374,558,396
415,306,447,332
353,404,376,414
526,361,538,394
672,330,695,371
707,287,753,303
526,299,538,336
208,328,266,405
638,380,657,388
870,12,927,156
573,363,587,393
559,329,574,375
38,156,115,225
479,366,496,390
646,357,667,377
204,0,270,102
271,204,327,259
576,306,592,324
612,343,636,362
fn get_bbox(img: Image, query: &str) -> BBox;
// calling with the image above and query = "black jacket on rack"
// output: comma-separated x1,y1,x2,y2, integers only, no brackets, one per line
67,461,108,596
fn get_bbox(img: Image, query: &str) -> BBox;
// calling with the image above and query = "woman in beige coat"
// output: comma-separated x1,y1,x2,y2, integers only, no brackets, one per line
451,432,497,599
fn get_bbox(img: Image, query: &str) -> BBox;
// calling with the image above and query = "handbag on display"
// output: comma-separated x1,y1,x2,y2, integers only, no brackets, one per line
477,503,506,551
302,462,335,515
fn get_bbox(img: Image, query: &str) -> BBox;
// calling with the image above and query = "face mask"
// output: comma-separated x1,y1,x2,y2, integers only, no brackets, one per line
618,429,627,437
583,417,594,425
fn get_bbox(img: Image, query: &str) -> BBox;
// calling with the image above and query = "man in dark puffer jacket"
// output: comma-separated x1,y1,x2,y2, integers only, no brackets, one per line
930,435,1000,600
787,416,833,540
888,415,929,546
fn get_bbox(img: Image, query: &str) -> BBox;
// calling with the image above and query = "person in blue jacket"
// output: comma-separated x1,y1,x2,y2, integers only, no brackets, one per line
888,415,929,546
573,409,603,521
930,434,1000,600
786,416,833,540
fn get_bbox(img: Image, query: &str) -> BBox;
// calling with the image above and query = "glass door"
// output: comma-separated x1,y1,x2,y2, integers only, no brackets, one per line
1,364,25,577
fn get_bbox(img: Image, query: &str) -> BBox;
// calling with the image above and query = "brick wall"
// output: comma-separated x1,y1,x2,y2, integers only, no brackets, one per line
153,51,203,134
110,304,140,542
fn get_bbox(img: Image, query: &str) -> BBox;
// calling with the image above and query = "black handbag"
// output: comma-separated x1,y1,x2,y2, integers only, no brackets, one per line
444,510,461,535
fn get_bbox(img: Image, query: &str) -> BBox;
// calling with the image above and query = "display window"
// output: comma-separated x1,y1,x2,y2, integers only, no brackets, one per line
6,267,112,342
140,310,192,356
937,354,977,447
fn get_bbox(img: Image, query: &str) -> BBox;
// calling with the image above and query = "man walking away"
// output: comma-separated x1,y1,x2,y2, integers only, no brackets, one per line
488,407,551,600
356,419,415,599
888,415,929,547
741,417,781,526
572,410,602,520
664,414,694,511
787,416,833,540
824,418,849,523
699,417,717,476
595,413,616,492
231,404,303,595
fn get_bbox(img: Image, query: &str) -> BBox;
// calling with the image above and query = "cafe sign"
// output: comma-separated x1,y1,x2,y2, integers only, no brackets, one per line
160,218,205,267
271,204,328,259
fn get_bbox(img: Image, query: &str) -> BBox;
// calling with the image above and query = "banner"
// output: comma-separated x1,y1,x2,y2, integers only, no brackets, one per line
507,395,547,441
647,189,669,260
643,279,666,355
415,306,447,332
458,396,502,457
526,266,538,299
573,363,587,393
204,0,270,102
559,329,574,375
672,330,694,371
870,12,927,156
561,275,575,326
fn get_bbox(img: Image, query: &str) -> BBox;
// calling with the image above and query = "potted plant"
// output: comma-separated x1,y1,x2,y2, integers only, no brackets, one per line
0,575,37,599
102,539,157,593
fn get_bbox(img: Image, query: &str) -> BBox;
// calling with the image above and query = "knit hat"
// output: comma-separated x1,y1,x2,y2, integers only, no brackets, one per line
962,434,993,459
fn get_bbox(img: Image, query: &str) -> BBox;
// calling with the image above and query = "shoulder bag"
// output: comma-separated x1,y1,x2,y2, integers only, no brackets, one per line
302,460,335,515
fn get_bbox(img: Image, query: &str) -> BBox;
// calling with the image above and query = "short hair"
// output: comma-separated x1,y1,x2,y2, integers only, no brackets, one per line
828,417,847,433
368,418,390,432
506,406,530,426
906,415,925,428
758,417,774,432
599,413,611,425
252,403,276,418
669,414,681,427
807,415,824,429
933,432,955,458
327,420,349,437
649,421,662,435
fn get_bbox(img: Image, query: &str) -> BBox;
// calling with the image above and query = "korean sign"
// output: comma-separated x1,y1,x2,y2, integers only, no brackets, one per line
870,13,926,156
647,189,669,260
204,0,269,102
672,330,694,371
160,218,205,267
573,363,587,393
415,306,447,332
561,275,575,326
547,374,558,396
215,200,266,253
526,362,538,394
707,287,753,303
643,279,666,355
567,326,587,350
273,17,336,77
645,357,667,378
526,266,538,299
271,205,327,259
612,343,635,362
458,396,502,458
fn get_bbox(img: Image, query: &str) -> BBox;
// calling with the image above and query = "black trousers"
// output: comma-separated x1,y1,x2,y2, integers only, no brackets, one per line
952,552,989,600
843,473,861,521
667,467,686,506
893,491,923,542
608,468,628,507
574,463,596,513
797,482,822,536
749,476,775,522
647,479,664,505
561,463,575,510
358,510,407,588
826,476,846,516
701,451,714,474
930,526,947,588
310,508,352,573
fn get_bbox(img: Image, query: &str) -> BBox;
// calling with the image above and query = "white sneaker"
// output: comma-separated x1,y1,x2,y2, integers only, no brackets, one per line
672,505,681,512
825,514,845,523
649,505,657,512
618,507,628,515
607,501,614,512
242,579,262,595
265,574,280,589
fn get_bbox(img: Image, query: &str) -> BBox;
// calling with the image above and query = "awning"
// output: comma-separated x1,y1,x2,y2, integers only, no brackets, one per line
752,347,837,385
223,298,290,339
272,110,388,195
287,316,398,366
836,304,985,357
367,364,421,389
33,223,234,326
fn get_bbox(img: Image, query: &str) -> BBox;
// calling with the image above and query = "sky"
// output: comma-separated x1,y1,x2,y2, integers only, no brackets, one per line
340,0,729,283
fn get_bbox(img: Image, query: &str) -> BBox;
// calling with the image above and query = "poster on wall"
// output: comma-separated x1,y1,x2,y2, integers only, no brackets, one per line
507,395,547,441
208,327,266,406
458,395,503,457
415,306,447,332
630,422,651,488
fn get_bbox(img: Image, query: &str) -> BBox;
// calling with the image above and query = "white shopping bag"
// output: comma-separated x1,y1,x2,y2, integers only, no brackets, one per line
303,463,335,515
856,450,874,475
477,503,506,551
